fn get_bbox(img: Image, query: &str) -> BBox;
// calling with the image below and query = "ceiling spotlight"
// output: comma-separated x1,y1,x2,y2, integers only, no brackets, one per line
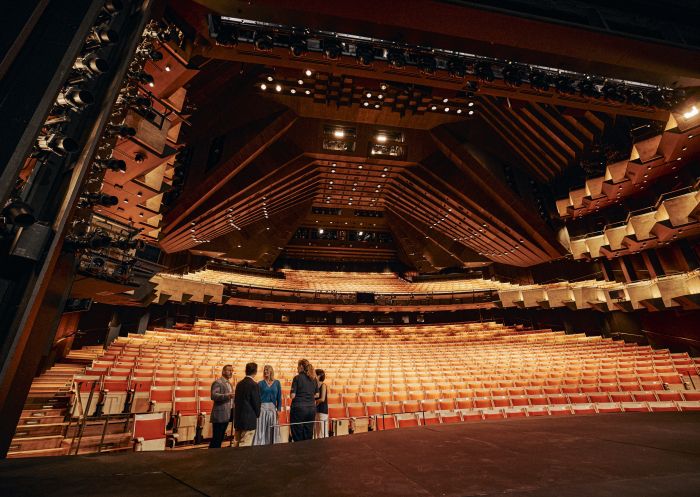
266,76,274,82
447,58,466,78
260,83,267,90
377,94,384,99
374,103,380,108
474,61,494,82
254,32,274,51
387,48,406,68
366,92,372,98
305,69,313,77
356,44,374,65
36,133,78,155
290,88,296,94
297,79,304,85
56,87,94,109
3,200,35,227
275,84,282,92
319,228,324,234
418,54,437,74
468,109,475,115
305,89,311,95
380,83,387,91
363,101,369,107
376,134,387,142
93,158,126,173
456,109,462,114
528,69,550,91
554,74,577,95
358,231,364,236
501,63,523,87
430,105,437,111
289,35,307,57
164,65,171,72
444,107,450,112
322,38,343,59
333,129,345,138
73,53,110,75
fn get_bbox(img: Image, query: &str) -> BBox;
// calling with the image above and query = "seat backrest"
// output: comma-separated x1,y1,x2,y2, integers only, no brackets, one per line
133,412,166,441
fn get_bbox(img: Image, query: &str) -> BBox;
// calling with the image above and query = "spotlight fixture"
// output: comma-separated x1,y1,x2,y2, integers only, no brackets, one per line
333,129,345,138
447,58,466,78
322,38,343,59
418,54,437,74
73,53,110,75
602,82,626,102
93,158,126,173
260,83,267,90
102,0,123,15
528,69,549,91
501,63,523,87
105,124,136,137
356,44,374,65
147,49,163,61
626,89,649,106
647,88,672,109
578,77,600,98
78,193,119,208
131,70,153,85
305,69,313,77
87,26,119,46
473,61,494,82
2,200,35,227
289,35,307,57
164,65,171,72
275,84,282,92
554,74,576,95
387,48,406,68
207,14,238,47
56,87,94,109
254,31,274,51
376,134,387,143
36,133,79,155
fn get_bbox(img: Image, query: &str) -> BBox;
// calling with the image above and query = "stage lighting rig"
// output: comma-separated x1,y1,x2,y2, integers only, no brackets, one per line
447,58,466,78
418,54,437,74
73,53,110,76
56,87,95,110
102,0,123,15
64,231,112,251
578,77,600,98
322,38,343,60
387,48,406,68
2,200,36,227
289,35,307,56
129,70,154,86
254,31,274,51
93,158,127,173
602,82,626,102
528,69,550,91
473,61,494,82
78,193,119,208
356,44,375,66
501,63,523,87
554,74,577,95
207,14,238,47
105,124,136,138
86,26,120,48
36,133,79,156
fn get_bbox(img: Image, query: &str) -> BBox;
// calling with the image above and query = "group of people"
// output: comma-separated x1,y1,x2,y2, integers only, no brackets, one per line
208,359,328,448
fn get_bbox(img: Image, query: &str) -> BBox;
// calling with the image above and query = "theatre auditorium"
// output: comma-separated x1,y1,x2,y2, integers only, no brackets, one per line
1,1,700,495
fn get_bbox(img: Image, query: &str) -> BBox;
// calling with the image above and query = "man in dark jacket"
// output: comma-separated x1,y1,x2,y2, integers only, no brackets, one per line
209,364,234,448
233,362,261,447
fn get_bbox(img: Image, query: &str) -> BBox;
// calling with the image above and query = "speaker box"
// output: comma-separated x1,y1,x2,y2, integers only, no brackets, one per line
10,222,52,261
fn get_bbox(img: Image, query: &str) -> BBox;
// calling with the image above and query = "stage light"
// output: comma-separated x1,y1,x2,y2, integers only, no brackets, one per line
164,65,171,72
627,89,649,106
36,133,79,155
298,79,304,85
305,69,313,77
87,26,119,46
267,76,274,82
374,103,380,108
363,101,369,107
275,84,282,92
73,53,110,75
2,200,35,227
289,36,307,57
554,74,576,95
528,69,549,91
322,38,343,59
356,44,374,65
578,77,600,97
376,134,387,142
94,158,126,173
147,50,163,61
419,54,437,74
602,82,626,102
254,32,274,51
304,89,311,95
333,129,345,138
131,71,153,85
79,193,119,208
102,0,123,14
380,83,387,91
683,105,698,119
319,228,324,234
387,49,406,68
502,64,522,87
474,61,494,82
468,109,474,115
106,124,136,137
56,87,94,109
456,108,462,114
447,58,466,78
358,231,363,236
444,107,450,112
430,105,437,111
290,88,296,94
260,83,267,90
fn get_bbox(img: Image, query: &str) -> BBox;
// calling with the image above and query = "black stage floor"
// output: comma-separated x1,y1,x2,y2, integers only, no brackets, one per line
2,413,700,497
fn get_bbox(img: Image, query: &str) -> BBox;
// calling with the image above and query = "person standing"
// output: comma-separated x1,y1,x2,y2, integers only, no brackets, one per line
233,362,261,447
315,369,329,439
209,364,234,448
290,359,318,442
253,365,282,445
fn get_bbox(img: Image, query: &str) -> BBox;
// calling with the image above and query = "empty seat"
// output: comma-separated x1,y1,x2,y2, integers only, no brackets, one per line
571,403,596,415
621,402,650,413
133,412,167,451
437,410,462,423
595,402,623,413
396,413,421,428
503,407,527,418
548,405,573,416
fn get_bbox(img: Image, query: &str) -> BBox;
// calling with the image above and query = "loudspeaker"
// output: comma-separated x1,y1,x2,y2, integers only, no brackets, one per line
10,222,52,261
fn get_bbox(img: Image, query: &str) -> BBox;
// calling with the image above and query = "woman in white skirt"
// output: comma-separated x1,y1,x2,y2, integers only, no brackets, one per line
315,369,329,438
253,365,281,445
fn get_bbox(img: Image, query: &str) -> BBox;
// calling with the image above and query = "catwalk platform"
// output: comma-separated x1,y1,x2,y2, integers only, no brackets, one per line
2,412,700,497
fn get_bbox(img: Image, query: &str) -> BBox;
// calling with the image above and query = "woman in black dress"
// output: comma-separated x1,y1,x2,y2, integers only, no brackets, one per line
290,359,318,442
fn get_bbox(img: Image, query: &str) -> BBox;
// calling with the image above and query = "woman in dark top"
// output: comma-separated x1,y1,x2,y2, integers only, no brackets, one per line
315,369,329,438
290,359,318,442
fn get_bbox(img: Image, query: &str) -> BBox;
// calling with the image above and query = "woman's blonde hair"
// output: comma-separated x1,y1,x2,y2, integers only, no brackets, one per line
298,359,316,381
263,364,275,381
